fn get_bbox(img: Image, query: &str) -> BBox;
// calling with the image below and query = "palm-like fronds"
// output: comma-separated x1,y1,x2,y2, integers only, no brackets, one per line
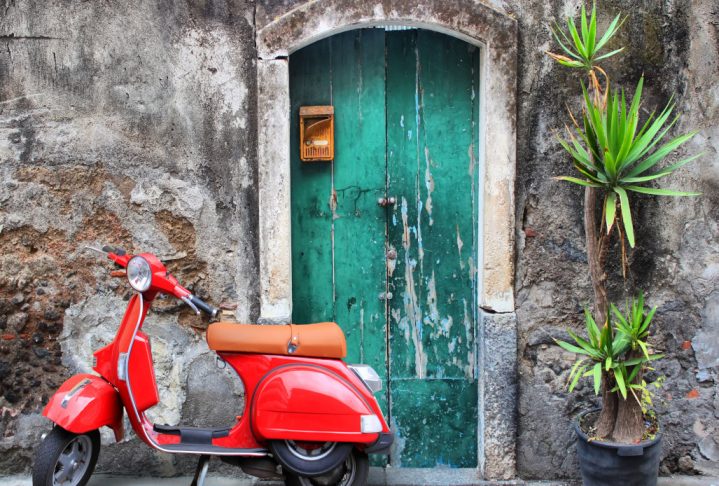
548,3,625,71
557,77,701,247
556,294,663,400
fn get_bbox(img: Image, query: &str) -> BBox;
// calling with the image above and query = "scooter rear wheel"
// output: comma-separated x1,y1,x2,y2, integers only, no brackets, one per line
283,449,369,486
271,440,352,477
32,426,100,486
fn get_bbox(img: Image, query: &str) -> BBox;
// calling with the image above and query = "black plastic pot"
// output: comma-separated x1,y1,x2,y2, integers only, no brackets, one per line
574,410,662,486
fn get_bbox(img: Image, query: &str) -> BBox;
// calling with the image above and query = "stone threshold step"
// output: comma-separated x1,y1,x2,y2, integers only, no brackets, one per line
0,473,716,486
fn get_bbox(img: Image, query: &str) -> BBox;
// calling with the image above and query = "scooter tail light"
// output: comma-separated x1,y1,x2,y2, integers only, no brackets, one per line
361,415,383,433
348,364,383,393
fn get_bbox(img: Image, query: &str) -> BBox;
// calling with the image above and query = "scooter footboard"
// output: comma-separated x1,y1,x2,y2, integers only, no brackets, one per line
43,374,124,442
251,365,381,444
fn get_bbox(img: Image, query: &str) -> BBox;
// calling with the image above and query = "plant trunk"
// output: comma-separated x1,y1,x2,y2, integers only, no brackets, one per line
595,371,618,438
584,186,616,437
612,351,646,443
584,187,609,325
612,395,644,443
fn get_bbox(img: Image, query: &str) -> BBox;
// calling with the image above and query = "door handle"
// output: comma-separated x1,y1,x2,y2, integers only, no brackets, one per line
377,197,396,207
378,292,393,301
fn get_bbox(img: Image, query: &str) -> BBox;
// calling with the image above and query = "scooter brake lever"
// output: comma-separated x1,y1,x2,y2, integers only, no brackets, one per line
84,246,108,255
180,295,201,315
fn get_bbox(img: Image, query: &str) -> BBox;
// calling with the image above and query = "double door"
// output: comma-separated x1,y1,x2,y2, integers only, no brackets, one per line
290,28,480,468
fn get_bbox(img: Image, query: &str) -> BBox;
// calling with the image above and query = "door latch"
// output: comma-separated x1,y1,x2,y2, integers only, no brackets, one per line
378,291,393,301
377,197,396,207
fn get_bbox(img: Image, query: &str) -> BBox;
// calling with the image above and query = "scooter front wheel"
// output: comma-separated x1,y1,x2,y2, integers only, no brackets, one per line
32,426,100,486
283,449,369,486
271,440,352,477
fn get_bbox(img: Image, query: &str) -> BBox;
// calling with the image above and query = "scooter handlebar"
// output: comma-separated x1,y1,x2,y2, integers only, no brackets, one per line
188,295,219,319
101,245,126,256
97,246,219,318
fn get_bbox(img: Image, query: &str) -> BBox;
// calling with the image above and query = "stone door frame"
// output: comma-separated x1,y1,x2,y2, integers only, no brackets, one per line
254,1,518,479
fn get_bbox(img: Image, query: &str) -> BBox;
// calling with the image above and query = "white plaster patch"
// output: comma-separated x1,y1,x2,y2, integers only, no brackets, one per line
174,28,248,132
130,175,205,216
373,3,385,18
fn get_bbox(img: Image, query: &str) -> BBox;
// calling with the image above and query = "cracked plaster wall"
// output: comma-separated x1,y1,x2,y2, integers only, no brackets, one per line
0,0,717,480
509,0,719,479
0,0,257,475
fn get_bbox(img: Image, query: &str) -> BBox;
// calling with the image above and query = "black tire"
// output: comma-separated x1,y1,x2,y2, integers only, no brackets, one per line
283,449,369,486
271,440,353,477
32,427,101,486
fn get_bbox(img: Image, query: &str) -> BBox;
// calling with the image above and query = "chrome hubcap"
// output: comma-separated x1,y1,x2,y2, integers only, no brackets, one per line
285,441,338,461
53,435,92,486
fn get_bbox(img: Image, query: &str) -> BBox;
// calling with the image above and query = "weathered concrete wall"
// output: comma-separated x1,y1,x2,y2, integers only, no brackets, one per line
1,0,717,480
0,0,257,475
509,0,719,479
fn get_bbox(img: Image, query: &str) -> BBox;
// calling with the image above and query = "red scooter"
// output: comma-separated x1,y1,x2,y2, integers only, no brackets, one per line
32,246,392,486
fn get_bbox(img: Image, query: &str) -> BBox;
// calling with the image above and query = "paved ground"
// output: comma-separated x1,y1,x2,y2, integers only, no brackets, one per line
0,473,717,486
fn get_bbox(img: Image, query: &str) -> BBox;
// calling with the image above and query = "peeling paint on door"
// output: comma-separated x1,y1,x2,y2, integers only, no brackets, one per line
386,29,479,468
290,28,480,468
424,147,435,226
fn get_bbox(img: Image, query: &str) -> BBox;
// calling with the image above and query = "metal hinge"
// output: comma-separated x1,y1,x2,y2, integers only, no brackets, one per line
377,196,396,207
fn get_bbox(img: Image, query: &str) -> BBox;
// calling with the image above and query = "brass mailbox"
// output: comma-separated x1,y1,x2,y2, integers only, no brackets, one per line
299,106,334,162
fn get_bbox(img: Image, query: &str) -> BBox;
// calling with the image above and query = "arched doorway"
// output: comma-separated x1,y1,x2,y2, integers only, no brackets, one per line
254,1,518,479
290,27,480,468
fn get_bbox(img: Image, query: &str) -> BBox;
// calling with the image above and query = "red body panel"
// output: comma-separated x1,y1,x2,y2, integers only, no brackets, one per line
127,332,159,412
220,353,389,446
252,365,375,442
43,374,124,441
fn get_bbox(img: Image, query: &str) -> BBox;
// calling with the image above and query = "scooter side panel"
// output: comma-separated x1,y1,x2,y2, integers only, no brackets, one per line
251,364,379,443
128,332,160,412
43,374,124,442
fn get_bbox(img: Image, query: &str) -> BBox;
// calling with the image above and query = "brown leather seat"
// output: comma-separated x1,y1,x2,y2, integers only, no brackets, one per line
206,322,347,359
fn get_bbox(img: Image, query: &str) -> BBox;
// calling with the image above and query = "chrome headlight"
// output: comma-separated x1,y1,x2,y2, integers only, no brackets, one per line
349,364,382,393
127,256,152,292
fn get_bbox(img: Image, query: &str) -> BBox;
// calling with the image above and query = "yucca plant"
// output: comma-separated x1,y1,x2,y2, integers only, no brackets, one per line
549,3,624,67
548,2,624,99
558,78,701,248
548,3,701,444
556,295,663,442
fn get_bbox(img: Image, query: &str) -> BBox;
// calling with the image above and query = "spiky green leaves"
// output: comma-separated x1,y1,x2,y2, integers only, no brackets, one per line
548,3,624,70
555,294,663,400
557,77,701,247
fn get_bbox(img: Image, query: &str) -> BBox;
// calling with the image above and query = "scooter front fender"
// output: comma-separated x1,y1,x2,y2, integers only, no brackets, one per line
43,373,124,442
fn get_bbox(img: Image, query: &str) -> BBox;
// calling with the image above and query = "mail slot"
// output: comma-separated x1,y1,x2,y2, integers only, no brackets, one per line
299,106,334,162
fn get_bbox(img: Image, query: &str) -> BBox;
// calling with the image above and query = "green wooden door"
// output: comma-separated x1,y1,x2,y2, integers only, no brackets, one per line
290,28,480,468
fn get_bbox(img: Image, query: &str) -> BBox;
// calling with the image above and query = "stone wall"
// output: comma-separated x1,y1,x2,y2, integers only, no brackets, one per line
1,0,717,479
510,0,719,478
0,0,257,474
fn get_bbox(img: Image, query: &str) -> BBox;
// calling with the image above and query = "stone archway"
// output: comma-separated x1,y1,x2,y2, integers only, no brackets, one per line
254,1,518,479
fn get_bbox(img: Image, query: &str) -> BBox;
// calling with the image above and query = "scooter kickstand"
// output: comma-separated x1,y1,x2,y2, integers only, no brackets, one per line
190,455,211,486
